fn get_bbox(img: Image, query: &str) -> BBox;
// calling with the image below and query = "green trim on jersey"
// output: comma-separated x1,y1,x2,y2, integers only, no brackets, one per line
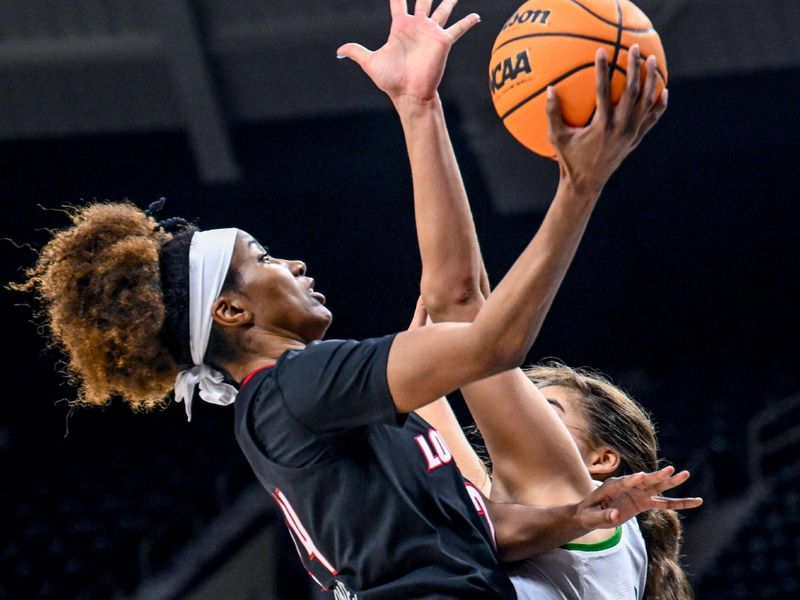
561,525,623,552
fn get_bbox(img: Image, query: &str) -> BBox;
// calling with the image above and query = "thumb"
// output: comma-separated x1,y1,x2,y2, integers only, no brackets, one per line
336,43,373,68
588,507,621,529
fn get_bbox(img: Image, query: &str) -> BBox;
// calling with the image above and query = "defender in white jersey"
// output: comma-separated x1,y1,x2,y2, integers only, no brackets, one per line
508,501,648,599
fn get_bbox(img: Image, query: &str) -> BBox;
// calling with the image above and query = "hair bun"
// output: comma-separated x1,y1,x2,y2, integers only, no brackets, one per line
157,216,192,234
144,197,166,217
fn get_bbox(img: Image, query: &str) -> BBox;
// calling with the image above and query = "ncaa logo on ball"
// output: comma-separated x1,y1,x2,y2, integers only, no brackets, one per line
490,49,533,95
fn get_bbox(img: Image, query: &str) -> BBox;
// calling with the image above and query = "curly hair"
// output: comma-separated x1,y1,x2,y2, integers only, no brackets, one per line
13,201,237,412
13,203,175,409
525,361,693,600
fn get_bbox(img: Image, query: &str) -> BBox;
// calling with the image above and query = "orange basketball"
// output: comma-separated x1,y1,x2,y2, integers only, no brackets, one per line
489,0,667,157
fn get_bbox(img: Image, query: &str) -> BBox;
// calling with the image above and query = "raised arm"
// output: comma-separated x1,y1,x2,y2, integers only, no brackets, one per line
397,28,667,506
335,1,699,559
335,1,666,422
337,0,488,315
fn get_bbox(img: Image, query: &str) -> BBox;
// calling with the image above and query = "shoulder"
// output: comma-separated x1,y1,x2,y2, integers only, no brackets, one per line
279,336,396,364
274,336,397,382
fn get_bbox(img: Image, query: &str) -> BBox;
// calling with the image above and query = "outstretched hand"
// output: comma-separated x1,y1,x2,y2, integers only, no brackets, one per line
547,45,668,195
576,466,702,530
337,0,480,103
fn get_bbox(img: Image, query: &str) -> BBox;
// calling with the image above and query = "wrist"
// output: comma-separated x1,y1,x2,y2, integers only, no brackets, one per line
557,168,604,207
569,500,601,539
392,92,443,119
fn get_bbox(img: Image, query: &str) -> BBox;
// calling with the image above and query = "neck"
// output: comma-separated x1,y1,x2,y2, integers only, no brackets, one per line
224,335,307,384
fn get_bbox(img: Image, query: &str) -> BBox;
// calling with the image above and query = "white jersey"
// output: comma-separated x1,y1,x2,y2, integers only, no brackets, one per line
507,517,648,600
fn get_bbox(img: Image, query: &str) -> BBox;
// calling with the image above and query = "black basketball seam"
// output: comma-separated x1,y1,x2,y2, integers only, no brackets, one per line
609,0,624,86
497,63,666,126
494,31,655,54
500,62,595,120
492,33,668,84
566,0,654,33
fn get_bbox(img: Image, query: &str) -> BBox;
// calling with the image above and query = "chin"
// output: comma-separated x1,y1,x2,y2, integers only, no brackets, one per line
307,309,332,341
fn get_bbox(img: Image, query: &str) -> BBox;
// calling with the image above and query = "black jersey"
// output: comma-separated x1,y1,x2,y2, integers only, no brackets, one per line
234,335,516,599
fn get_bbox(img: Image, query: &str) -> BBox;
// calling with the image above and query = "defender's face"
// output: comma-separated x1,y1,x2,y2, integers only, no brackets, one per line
231,231,332,342
541,385,595,466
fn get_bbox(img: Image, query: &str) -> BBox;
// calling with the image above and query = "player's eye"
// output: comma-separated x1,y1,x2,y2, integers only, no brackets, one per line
259,254,271,264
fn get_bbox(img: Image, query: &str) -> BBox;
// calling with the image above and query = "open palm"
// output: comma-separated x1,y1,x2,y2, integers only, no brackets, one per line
337,0,480,102
577,466,702,530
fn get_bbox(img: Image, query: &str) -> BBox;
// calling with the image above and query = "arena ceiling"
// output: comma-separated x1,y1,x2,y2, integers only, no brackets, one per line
0,0,796,210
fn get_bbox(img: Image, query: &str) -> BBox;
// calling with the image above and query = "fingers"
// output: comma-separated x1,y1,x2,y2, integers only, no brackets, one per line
584,507,622,530
431,0,457,25
634,465,675,488
640,55,658,111
652,496,704,511
336,43,373,68
638,468,702,511
632,88,668,148
615,44,641,122
415,0,433,17
651,468,690,494
593,48,611,125
390,0,408,18
625,44,642,100
446,12,480,43
546,86,569,146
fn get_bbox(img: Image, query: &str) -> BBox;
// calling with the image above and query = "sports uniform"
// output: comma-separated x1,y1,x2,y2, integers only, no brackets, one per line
234,335,516,599
507,516,647,599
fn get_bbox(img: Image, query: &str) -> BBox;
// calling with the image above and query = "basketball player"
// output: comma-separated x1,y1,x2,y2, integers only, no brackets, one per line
18,1,699,598
342,1,694,596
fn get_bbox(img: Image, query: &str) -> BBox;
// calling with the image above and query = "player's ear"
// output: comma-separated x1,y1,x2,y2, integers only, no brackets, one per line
211,292,252,328
586,445,621,478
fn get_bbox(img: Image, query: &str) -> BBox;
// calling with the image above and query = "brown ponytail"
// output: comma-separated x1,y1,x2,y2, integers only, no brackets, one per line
13,202,178,410
525,361,693,600
637,509,693,600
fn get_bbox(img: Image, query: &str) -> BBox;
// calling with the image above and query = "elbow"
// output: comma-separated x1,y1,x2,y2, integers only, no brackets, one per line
461,341,523,387
421,275,485,322
482,340,526,375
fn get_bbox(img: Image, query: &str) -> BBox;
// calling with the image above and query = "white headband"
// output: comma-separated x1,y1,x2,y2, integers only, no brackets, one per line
174,228,240,421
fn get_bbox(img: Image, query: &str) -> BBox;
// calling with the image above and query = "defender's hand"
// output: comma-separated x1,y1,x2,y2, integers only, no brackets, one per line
337,0,480,103
547,45,668,196
576,466,703,530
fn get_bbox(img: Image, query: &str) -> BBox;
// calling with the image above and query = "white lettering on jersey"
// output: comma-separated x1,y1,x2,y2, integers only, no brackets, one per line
429,430,453,462
333,581,359,600
414,429,453,471
273,488,338,577
465,481,497,549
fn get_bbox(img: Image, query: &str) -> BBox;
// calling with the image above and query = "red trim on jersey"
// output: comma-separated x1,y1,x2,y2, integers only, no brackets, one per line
241,364,275,388
272,488,339,577
464,481,497,550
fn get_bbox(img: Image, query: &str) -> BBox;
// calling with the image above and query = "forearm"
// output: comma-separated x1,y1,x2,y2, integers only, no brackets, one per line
489,499,588,562
394,94,485,319
464,369,594,506
469,177,599,365
388,179,601,409
415,397,491,497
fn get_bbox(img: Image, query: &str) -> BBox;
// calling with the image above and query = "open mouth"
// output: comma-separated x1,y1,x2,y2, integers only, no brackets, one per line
310,290,326,304
308,280,326,304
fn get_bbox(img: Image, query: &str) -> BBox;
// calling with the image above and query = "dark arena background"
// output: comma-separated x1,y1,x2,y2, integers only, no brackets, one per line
1,1,799,598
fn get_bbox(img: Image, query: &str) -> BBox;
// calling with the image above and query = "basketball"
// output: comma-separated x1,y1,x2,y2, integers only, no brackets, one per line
489,0,667,157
